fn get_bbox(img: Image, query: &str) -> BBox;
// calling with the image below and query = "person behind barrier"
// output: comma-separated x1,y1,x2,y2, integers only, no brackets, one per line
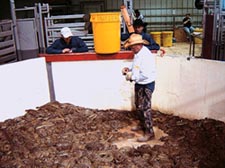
83,14,93,34
183,13,195,39
121,19,160,52
122,34,156,142
46,27,88,54
133,9,144,21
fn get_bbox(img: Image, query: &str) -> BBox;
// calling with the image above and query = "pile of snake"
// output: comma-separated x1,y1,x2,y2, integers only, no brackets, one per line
0,101,224,168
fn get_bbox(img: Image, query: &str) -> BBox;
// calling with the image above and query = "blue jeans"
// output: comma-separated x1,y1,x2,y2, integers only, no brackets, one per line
184,26,195,37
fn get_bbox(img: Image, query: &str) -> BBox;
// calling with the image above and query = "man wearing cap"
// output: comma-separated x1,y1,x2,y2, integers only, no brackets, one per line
46,27,88,54
122,33,156,142
121,19,160,52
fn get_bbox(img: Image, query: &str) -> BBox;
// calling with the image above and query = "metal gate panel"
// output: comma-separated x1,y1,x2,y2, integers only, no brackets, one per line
0,20,17,64
44,14,94,50
17,19,38,50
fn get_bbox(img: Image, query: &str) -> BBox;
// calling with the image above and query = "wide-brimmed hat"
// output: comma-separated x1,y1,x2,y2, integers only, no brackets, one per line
60,27,73,38
123,34,149,48
133,19,148,27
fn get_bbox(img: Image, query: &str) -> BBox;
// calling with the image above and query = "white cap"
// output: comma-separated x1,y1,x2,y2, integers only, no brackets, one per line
60,27,73,38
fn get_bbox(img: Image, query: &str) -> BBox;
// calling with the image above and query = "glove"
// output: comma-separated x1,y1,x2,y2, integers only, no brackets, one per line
122,67,129,75
126,72,133,81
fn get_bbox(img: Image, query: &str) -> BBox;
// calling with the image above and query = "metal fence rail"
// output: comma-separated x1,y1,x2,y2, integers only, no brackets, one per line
44,14,94,50
0,20,17,64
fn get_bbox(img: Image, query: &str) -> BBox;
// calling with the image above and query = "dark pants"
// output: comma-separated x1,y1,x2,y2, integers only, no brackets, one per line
134,82,155,134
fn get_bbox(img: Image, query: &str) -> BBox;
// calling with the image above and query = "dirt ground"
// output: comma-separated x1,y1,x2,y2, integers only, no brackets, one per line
0,102,224,168
162,42,202,57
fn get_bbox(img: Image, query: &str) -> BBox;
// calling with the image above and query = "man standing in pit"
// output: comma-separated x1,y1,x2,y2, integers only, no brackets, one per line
122,34,156,142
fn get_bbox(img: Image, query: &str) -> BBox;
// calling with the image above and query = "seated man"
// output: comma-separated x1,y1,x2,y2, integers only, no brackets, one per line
121,19,160,52
183,13,195,39
46,27,88,54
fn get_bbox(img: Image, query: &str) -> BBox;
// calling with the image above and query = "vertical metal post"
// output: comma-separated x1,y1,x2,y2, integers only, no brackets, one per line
122,0,133,34
10,0,22,60
36,3,47,52
220,0,225,60
172,10,176,37
46,63,56,102
44,17,49,47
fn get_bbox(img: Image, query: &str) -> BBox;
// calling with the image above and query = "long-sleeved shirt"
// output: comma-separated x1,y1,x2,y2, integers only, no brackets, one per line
46,36,88,54
121,32,160,51
131,45,156,84
183,17,192,28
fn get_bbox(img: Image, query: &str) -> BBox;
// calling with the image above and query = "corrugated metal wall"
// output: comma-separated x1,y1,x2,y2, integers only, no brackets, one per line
3,0,203,32
51,0,203,32
105,0,203,31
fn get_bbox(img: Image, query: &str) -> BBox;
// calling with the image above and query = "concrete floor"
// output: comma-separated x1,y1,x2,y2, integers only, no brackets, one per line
162,42,202,57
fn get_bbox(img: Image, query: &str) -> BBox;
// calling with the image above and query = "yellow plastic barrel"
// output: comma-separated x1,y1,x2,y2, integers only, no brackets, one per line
90,12,121,54
194,28,203,44
150,32,162,46
162,31,173,47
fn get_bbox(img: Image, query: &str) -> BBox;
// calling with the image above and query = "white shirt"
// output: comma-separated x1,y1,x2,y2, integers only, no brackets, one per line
131,46,156,84
137,14,144,21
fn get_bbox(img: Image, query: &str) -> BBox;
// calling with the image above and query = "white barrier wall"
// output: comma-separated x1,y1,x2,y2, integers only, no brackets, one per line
0,58,50,122
51,56,225,122
51,60,135,110
1,56,224,123
153,56,225,122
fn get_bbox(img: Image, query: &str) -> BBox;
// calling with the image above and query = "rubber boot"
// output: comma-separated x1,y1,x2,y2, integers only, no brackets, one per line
137,132,155,142
131,125,143,131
